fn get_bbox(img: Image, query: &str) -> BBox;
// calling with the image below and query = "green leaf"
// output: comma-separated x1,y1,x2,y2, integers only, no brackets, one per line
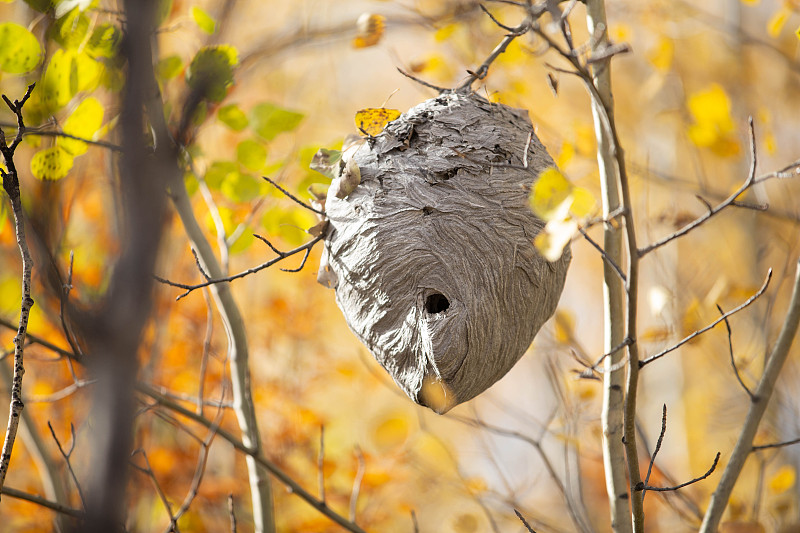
87,23,121,58
206,207,253,254
191,6,216,34
217,104,248,131
251,103,304,141
41,49,75,111
156,0,173,26
0,22,43,74
74,50,103,93
23,0,55,13
59,96,104,156
261,207,316,246
186,45,238,103
236,139,267,171
221,171,262,203
203,161,237,189
30,146,74,181
156,55,183,81
51,7,89,49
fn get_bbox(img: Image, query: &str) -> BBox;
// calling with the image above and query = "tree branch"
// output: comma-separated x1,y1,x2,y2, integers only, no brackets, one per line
700,258,800,532
640,269,772,367
1,486,83,518
155,233,324,301
136,383,368,533
0,83,36,500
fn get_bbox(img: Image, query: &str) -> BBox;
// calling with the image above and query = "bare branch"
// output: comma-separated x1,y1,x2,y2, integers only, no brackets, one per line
716,304,754,399
701,259,800,531
752,436,800,452
578,227,626,283
396,67,450,93
455,13,532,92
155,233,324,300
1,485,83,518
640,269,772,367
47,421,86,509
641,405,667,503
349,445,365,523
639,118,762,257
0,84,37,500
641,453,720,493
228,494,237,533
0,122,123,152
515,509,538,532
262,176,325,216
318,425,326,505
137,383,368,533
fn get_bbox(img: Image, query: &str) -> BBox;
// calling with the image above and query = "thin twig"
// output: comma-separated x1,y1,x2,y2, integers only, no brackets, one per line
701,259,800,531
47,422,87,509
642,453,721,492
716,304,755,399
752,436,800,451
154,233,324,300
640,269,772,367
0,122,123,152
1,486,83,518
131,449,178,528
396,67,449,93
641,405,667,503
262,176,325,216
455,13,533,92
515,509,538,532
228,494,237,533
137,383,368,533
639,118,759,256
318,425,326,505
578,227,627,283
349,445,365,523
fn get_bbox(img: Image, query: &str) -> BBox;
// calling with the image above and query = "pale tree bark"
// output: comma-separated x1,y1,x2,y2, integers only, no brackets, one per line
166,177,275,533
585,2,632,532
700,259,800,532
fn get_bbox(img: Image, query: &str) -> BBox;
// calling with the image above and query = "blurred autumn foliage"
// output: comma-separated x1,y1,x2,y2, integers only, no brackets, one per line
0,0,799,532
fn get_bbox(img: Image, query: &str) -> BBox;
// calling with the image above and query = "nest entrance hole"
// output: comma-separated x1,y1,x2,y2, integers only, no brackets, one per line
425,293,450,314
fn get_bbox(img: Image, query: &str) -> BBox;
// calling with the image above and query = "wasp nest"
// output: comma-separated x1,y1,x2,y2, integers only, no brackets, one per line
317,92,570,413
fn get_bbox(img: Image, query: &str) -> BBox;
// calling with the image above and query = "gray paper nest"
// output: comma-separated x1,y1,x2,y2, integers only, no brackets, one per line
317,92,570,413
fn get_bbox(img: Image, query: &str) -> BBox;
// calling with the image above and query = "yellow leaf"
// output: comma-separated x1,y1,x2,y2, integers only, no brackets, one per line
556,141,575,168
352,13,385,48
795,24,800,41
688,84,734,131
569,187,596,218
354,107,401,136
452,513,479,533
434,23,457,42
553,309,575,343
687,84,739,155
535,219,577,262
530,167,573,221
769,465,796,494
647,36,674,73
609,23,632,43
464,477,487,495
767,8,790,38
372,412,411,451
